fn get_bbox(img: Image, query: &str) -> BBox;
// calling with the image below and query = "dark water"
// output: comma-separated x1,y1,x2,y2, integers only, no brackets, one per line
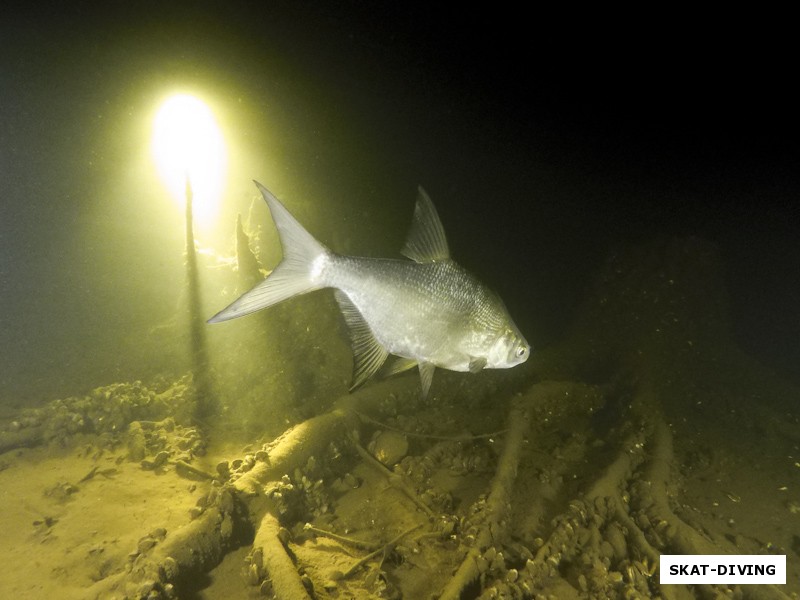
1,3,798,408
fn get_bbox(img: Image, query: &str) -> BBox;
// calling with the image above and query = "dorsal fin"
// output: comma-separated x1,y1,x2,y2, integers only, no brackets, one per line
400,187,450,263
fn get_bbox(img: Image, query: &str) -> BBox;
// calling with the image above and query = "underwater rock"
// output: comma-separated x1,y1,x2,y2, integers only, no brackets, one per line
215,461,231,481
137,536,158,554
241,454,255,472
141,450,170,470
127,421,147,461
368,430,408,466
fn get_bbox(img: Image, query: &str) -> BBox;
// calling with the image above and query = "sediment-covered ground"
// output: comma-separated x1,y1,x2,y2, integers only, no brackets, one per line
1,237,798,600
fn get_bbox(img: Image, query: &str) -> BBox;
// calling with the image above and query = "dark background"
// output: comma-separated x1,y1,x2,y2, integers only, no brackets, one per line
1,2,798,403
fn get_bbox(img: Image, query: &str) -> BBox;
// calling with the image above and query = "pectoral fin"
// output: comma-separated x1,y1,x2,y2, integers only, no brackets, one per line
334,291,389,391
468,357,487,373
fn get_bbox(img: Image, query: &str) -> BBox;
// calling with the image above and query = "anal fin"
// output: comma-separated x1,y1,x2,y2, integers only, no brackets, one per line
418,362,435,400
382,357,418,378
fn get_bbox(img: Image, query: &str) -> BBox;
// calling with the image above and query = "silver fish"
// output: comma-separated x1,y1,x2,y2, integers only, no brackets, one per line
209,181,530,398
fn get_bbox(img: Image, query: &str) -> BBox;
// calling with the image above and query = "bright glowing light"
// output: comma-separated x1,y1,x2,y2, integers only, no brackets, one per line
152,94,226,228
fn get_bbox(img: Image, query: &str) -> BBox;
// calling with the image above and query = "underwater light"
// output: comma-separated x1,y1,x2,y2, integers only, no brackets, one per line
151,94,227,228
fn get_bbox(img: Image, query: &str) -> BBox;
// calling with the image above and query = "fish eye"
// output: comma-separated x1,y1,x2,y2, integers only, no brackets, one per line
515,346,527,358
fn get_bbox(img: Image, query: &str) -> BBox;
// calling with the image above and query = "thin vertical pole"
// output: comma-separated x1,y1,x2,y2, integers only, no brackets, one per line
185,174,214,420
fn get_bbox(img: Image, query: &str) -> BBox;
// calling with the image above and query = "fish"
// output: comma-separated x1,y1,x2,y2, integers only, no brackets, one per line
209,181,531,399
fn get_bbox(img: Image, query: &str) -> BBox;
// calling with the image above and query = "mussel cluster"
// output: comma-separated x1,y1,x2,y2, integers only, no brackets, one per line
3,377,195,449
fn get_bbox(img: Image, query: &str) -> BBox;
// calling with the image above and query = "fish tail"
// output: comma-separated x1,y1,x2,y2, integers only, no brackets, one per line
208,181,330,323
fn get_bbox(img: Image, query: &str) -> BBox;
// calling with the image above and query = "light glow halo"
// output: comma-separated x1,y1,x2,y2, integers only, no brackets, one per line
151,93,226,228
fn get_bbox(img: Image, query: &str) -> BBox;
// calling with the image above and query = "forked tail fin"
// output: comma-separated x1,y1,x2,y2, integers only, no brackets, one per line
208,181,329,323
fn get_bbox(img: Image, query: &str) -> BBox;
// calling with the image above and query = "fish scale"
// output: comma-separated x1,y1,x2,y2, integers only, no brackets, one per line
325,257,494,366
